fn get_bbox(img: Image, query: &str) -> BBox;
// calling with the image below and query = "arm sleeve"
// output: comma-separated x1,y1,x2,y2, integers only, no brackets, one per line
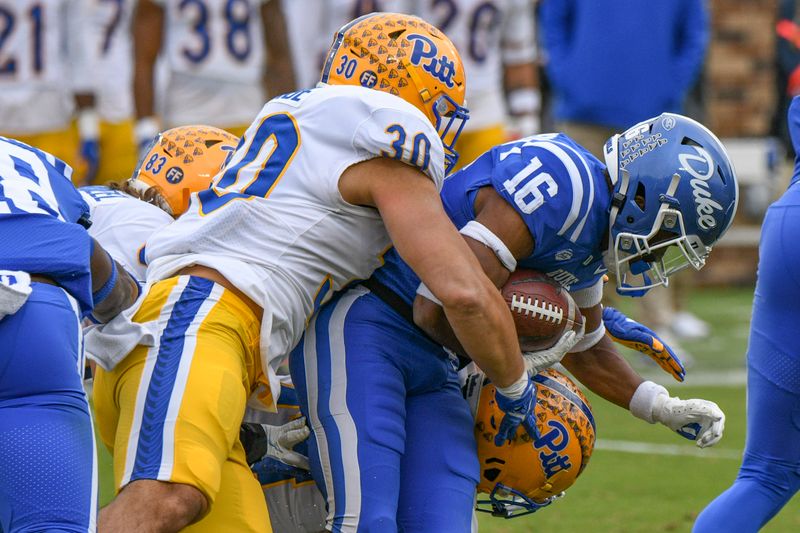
671,0,710,96
0,215,93,311
352,107,446,189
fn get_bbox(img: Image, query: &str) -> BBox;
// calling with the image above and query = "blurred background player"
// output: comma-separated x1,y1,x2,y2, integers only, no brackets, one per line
0,0,99,184
0,138,138,532
538,0,712,351
132,0,295,153
319,0,540,169
409,0,540,168
692,95,800,533
83,0,140,184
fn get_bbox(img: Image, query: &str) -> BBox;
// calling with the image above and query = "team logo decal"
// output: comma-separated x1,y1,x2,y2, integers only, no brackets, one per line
407,34,457,88
533,420,572,479
662,116,676,130
679,146,721,231
360,70,378,88
555,249,573,261
166,166,184,184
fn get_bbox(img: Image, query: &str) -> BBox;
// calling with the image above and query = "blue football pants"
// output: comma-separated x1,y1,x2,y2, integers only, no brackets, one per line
694,188,800,532
289,286,478,533
0,283,97,532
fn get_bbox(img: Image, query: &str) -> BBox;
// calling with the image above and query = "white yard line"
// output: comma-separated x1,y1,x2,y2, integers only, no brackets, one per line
596,439,743,460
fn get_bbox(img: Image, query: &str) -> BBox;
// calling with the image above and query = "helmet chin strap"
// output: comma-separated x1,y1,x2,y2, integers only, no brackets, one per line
606,168,630,262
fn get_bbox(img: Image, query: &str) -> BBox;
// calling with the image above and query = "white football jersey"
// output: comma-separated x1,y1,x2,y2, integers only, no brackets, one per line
409,0,536,130
85,0,135,122
0,0,92,133
146,85,445,406
153,0,268,126
80,186,173,281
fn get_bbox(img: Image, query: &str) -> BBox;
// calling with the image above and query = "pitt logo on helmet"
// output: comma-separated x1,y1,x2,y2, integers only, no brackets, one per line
407,34,457,88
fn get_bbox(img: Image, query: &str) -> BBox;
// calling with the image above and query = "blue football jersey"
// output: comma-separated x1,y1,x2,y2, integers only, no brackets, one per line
373,133,611,305
0,137,94,311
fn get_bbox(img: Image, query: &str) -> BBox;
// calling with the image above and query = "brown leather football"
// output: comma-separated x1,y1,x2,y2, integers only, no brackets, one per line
501,269,583,351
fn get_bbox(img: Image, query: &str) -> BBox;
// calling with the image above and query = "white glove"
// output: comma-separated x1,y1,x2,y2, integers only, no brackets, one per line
262,417,311,470
630,381,726,448
522,320,585,375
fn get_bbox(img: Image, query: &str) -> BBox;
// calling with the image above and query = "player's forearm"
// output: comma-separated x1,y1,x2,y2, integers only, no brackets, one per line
413,295,467,355
561,335,644,409
133,0,162,119
442,283,525,388
504,62,538,93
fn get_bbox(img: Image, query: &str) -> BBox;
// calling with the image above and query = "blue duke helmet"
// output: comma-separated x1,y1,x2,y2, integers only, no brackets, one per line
603,113,739,295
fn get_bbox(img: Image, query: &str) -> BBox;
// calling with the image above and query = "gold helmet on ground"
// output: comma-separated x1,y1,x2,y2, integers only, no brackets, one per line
474,368,596,518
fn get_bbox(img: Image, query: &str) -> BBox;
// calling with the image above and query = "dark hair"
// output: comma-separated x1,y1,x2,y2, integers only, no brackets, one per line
107,180,172,214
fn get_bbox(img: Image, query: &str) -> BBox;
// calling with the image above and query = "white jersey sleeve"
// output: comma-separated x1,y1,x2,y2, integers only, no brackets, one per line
80,187,173,281
501,0,536,65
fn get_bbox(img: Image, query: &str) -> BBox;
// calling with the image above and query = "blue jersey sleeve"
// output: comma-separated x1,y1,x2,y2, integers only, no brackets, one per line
488,134,599,248
0,138,94,311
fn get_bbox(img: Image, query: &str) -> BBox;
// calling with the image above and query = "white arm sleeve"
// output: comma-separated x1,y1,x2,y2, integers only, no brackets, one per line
458,220,517,271
570,323,606,353
570,278,604,308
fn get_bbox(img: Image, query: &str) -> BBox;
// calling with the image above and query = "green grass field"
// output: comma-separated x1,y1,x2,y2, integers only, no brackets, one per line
95,286,800,532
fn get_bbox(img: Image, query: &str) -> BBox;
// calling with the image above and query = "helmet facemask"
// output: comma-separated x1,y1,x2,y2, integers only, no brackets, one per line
432,93,469,173
476,483,564,519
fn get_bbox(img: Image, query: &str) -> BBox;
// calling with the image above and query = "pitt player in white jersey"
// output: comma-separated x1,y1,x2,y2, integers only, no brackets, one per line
410,0,539,169
92,13,540,533
0,0,97,182
83,0,139,183
133,0,295,149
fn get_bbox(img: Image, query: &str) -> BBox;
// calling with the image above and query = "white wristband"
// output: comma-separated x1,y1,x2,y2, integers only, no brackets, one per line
77,109,100,140
459,220,517,272
507,88,541,116
629,380,668,423
495,369,529,400
570,323,604,352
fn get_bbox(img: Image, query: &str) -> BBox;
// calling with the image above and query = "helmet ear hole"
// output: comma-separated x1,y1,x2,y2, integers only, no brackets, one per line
484,468,502,482
717,165,727,185
634,181,646,211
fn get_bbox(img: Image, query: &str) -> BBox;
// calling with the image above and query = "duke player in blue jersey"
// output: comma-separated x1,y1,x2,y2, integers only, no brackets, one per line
290,113,740,531
0,137,139,532
693,97,800,533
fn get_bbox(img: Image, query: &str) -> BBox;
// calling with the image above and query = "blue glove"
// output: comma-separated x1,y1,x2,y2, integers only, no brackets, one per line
493,377,540,446
602,306,685,382
79,138,100,184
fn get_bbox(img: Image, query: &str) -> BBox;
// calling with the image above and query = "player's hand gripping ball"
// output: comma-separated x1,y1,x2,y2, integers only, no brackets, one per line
501,270,583,352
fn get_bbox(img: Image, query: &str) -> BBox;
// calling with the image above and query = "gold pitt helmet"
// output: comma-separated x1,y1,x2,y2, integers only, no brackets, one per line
474,368,596,518
131,125,239,216
320,12,469,173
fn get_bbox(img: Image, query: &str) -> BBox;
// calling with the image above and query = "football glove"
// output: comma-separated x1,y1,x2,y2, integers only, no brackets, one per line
240,417,311,469
603,306,685,382
78,109,100,184
522,319,585,375
630,381,725,448
494,374,540,446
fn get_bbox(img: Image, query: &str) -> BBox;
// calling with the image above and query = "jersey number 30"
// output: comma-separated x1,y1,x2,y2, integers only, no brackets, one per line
197,112,300,214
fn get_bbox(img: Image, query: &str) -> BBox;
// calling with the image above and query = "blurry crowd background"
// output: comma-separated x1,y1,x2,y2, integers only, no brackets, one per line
0,0,790,354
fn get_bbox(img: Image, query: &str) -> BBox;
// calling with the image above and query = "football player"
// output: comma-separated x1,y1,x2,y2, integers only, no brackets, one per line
0,0,99,184
83,0,139,184
132,0,295,152
693,97,800,533
0,137,139,531
89,12,535,533
290,113,738,530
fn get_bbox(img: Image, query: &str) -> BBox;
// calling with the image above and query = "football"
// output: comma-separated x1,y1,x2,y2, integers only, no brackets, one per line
500,269,583,351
